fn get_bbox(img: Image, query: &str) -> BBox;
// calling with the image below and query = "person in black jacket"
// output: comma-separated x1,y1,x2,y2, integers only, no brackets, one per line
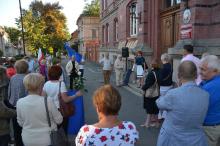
141,61,160,128
158,53,173,119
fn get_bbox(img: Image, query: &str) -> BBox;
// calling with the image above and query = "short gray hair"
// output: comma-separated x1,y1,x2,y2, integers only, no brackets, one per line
161,53,171,62
201,55,220,72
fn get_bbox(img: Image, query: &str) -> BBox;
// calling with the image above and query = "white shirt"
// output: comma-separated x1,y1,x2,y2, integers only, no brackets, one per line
43,81,67,108
99,58,113,70
16,95,63,146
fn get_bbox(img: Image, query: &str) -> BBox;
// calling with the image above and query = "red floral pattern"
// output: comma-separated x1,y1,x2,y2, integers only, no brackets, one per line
75,121,139,146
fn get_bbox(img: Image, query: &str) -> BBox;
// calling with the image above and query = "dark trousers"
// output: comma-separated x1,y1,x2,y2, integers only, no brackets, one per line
12,117,23,146
0,134,10,146
79,69,84,77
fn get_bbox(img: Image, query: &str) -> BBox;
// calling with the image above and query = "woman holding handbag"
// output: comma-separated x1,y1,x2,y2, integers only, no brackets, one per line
42,65,82,133
16,73,63,146
141,61,160,128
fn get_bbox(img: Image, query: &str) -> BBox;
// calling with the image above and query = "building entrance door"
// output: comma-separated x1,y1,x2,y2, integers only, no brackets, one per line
160,4,180,53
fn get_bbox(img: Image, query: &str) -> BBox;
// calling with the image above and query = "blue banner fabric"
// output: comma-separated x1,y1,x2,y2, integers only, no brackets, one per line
67,90,85,135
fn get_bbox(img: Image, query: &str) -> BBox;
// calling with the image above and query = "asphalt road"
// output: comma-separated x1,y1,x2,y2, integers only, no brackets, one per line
70,62,160,146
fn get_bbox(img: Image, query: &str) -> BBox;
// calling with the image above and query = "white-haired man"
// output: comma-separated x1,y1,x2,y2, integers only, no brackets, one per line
200,55,220,146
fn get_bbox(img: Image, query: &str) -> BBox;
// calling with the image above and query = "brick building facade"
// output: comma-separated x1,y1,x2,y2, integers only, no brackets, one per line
100,0,220,70
77,16,100,62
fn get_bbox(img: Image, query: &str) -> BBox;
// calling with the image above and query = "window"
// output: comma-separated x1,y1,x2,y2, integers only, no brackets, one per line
92,29,97,39
102,0,107,10
129,3,138,36
102,25,105,44
114,19,119,42
106,24,109,43
165,0,181,8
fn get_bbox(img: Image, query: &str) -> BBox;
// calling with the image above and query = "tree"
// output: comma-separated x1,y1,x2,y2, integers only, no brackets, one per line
4,26,20,46
82,0,100,16
16,0,69,54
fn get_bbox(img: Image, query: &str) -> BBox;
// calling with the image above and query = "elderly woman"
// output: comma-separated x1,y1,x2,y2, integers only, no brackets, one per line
42,65,82,132
141,61,160,128
75,85,139,146
8,59,29,146
16,73,63,146
0,66,16,145
114,55,124,86
158,53,173,119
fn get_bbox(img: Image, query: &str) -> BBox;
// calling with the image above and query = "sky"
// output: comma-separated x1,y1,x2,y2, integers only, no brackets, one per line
0,0,92,33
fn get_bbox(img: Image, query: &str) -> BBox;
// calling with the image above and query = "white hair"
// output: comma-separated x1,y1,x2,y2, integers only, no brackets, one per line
161,53,171,62
201,55,220,72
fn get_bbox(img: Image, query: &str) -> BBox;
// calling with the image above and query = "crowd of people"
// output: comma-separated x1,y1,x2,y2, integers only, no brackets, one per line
0,44,220,146
98,44,220,146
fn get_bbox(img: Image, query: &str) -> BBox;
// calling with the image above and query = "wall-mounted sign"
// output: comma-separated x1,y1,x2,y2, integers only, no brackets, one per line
183,9,191,24
180,24,192,39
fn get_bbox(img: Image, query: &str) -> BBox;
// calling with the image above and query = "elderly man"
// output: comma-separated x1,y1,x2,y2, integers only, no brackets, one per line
200,55,220,146
156,61,209,146
114,55,124,86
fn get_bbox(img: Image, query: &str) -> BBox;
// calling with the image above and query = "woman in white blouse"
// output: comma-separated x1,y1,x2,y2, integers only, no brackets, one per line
42,65,82,132
16,73,63,146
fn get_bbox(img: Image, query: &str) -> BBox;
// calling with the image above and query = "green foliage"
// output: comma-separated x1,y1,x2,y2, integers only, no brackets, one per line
82,0,100,16
16,0,69,54
73,77,85,90
4,26,20,46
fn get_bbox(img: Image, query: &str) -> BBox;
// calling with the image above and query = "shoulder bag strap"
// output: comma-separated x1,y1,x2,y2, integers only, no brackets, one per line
152,71,158,84
44,97,51,127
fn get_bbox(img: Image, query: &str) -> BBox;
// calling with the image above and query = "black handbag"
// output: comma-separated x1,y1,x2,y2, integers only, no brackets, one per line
44,97,69,146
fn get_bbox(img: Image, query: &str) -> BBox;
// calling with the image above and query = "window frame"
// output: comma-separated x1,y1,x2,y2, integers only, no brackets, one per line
129,2,138,37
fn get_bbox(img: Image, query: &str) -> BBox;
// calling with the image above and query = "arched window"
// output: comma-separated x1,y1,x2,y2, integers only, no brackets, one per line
106,23,109,43
114,18,119,42
129,2,138,36
102,25,105,45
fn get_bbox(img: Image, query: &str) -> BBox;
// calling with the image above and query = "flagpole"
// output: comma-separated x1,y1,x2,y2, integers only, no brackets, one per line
19,0,26,55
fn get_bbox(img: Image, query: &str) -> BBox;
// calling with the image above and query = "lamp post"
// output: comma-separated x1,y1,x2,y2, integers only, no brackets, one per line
19,0,26,55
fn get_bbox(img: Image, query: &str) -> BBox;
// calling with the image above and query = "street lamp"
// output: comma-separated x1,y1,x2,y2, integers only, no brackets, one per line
19,0,26,55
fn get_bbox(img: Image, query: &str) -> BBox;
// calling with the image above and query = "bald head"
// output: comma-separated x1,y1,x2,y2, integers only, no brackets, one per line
178,61,197,81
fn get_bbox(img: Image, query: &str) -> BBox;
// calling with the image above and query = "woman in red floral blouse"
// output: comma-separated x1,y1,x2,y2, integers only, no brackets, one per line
75,85,139,146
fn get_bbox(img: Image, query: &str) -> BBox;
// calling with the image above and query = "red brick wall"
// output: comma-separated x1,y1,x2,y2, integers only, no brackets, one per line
187,0,220,39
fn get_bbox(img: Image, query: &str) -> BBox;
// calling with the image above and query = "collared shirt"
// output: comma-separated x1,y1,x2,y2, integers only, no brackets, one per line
200,75,220,125
181,54,202,85
156,81,209,146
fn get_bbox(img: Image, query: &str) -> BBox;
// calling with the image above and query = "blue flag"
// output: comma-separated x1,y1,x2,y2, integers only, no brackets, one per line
64,42,75,57
64,42,82,63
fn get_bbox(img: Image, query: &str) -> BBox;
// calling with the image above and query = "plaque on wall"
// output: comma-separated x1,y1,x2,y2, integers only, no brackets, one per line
183,9,191,24
180,24,192,39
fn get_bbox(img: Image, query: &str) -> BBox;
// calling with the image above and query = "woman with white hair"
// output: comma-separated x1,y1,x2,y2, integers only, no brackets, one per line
158,53,173,119
16,73,63,146
114,55,124,86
